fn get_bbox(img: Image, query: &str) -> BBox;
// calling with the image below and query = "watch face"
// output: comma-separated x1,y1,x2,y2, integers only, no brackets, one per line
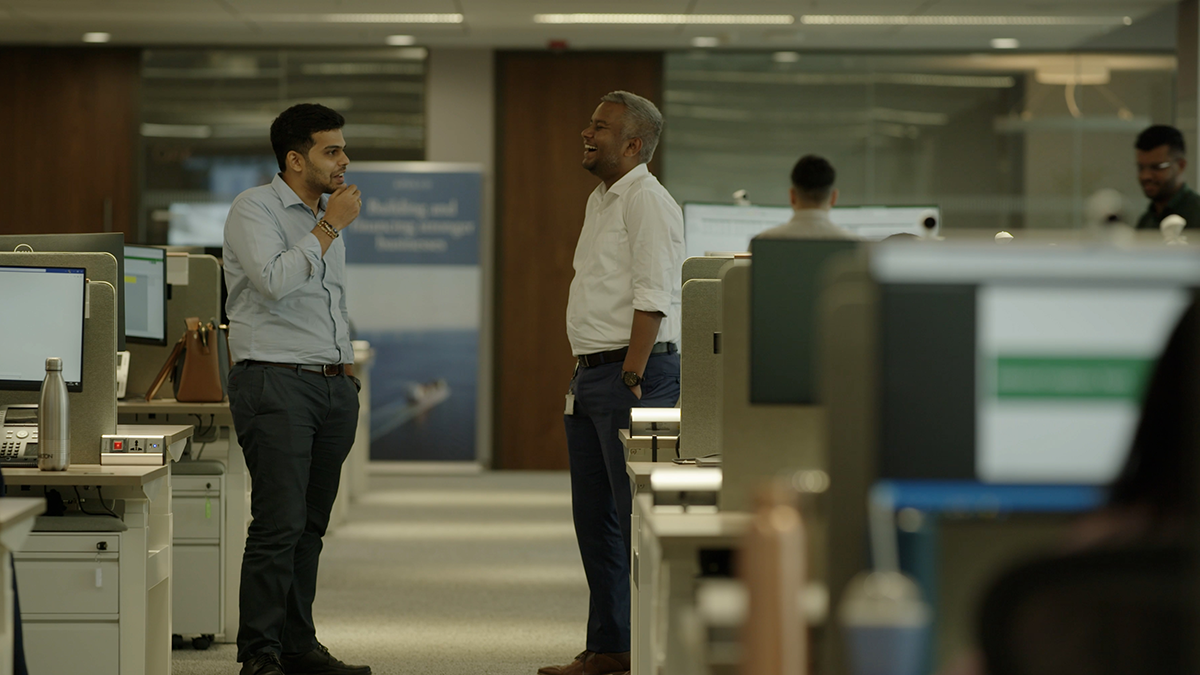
622,371,641,387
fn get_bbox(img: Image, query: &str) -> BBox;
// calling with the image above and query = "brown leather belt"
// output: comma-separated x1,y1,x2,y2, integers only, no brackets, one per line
244,360,348,377
577,342,676,368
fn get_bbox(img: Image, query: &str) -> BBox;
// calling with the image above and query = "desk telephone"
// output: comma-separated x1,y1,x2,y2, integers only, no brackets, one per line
0,404,41,467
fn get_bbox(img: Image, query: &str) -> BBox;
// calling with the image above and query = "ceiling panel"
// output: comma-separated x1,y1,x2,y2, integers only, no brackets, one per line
0,0,1179,49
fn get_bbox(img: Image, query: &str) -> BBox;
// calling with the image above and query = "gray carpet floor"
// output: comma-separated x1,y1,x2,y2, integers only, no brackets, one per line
171,471,588,675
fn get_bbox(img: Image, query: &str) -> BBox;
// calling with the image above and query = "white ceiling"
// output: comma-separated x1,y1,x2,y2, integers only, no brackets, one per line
0,0,1180,51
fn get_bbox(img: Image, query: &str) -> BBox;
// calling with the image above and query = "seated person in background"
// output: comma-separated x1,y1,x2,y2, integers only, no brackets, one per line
755,155,856,240
1134,124,1200,231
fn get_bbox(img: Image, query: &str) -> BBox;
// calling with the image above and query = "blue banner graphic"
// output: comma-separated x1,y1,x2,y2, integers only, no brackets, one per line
344,163,483,462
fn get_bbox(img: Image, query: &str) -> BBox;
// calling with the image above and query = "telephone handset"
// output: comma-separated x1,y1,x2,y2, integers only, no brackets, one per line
0,404,41,466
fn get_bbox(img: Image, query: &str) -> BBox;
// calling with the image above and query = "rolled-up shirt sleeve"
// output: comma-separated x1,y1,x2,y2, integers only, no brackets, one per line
225,195,322,302
625,189,684,315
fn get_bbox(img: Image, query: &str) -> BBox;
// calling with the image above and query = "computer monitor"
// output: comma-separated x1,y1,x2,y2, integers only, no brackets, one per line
0,233,126,350
0,265,86,392
870,243,1197,486
683,203,941,258
750,238,858,404
123,245,168,345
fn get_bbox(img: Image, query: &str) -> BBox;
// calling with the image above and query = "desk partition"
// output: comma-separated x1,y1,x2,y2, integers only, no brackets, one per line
127,254,222,399
0,252,118,464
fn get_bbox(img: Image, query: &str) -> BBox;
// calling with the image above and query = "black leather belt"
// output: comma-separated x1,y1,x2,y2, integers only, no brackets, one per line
577,342,676,368
244,361,348,377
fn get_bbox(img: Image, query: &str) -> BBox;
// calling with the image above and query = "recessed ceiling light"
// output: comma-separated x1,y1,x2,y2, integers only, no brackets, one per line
773,51,801,63
991,38,1020,49
535,14,794,25
82,32,111,43
691,36,721,48
386,35,416,46
258,14,462,24
800,15,1131,27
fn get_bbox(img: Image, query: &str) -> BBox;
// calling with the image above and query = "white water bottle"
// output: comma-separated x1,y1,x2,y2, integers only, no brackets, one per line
38,357,70,471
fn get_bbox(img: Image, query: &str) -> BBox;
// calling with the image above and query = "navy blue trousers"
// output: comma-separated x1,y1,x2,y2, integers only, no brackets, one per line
229,363,359,662
564,351,680,653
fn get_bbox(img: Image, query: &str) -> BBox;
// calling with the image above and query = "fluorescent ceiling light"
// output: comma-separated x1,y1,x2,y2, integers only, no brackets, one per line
534,14,795,25
141,123,212,139
82,32,111,43
691,36,720,47
386,35,416,46
260,14,462,24
991,38,1020,49
1035,63,1110,85
773,51,801,63
800,15,1132,27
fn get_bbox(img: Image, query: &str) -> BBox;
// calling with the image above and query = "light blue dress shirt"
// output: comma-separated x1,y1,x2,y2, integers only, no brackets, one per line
222,173,354,365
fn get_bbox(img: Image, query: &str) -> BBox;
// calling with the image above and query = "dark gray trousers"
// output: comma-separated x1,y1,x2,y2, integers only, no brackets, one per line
564,352,680,653
228,362,359,662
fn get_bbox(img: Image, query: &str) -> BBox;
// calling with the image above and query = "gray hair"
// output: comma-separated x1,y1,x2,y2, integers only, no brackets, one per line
601,90,663,164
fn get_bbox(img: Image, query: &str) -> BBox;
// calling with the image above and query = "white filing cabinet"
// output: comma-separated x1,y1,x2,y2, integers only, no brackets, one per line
16,531,123,675
172,469,224,649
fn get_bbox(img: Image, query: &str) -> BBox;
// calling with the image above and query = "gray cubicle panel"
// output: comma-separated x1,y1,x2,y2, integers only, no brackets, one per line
0,251,118,465
126,254,222,399
679,257,734,460
682,255,735,284
718,261,826,516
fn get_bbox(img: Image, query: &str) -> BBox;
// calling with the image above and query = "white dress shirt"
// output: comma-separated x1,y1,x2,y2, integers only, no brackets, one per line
755,208,857,240
566,163,685,356
223,173,354,365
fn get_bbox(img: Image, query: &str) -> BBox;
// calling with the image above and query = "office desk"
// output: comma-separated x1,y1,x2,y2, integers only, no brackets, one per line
633,491,750,675
0,498,44,675
6,465,171,675
119,399,245,646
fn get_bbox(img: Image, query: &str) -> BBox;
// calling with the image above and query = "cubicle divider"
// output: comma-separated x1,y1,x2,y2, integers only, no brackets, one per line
0,252,118,464
126,254,222,399
679,256,733,460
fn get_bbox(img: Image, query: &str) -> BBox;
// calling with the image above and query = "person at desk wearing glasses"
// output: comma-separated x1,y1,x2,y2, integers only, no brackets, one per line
1135,124,1200,231
755,154,855,240
223,103,370,675
541,91,684,675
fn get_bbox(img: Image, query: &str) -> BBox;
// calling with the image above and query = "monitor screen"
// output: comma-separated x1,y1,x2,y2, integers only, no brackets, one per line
683,203,941,258
0,233,126,350
124,245,168,345
0,265,86,391
872,245,1197,485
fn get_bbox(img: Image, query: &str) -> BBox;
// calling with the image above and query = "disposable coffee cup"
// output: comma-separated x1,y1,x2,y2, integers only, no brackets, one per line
838,571,931,675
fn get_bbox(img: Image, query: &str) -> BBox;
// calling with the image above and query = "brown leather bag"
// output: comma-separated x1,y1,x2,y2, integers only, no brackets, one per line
145,317,225,402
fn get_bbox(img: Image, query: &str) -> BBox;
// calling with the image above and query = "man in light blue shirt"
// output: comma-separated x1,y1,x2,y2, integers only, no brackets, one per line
223,103,371,675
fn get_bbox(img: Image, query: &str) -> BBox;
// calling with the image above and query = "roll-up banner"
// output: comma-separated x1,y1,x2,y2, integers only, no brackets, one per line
343,162,483,462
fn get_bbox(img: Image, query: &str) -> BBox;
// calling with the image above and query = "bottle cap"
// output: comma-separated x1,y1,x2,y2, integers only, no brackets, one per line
45,357,62,371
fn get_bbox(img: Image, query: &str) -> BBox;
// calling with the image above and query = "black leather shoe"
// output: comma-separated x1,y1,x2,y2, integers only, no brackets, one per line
281,644,372,675
240,652,284,675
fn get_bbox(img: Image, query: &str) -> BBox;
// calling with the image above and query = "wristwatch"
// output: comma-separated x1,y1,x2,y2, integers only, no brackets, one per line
622,371,643,387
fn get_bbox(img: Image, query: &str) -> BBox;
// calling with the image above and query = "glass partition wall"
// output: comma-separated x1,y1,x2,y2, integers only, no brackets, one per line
662,52,1175,231
139,48,427,245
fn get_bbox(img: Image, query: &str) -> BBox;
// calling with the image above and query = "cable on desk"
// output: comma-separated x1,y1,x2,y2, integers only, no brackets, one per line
73,485,119,519
95,486,121,519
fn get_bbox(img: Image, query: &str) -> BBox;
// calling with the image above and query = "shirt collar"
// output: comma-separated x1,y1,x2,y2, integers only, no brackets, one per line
271,173,329,214
788,208,835,226
1163,183,1195,213
597,163,650,199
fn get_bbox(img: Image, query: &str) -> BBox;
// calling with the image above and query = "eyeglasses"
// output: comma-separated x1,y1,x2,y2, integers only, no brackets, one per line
1137,160,1175,172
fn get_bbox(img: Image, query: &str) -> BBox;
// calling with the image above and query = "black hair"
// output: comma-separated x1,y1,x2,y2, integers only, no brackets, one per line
270,103,346,172
1135,125,1186,156
791,155,836,203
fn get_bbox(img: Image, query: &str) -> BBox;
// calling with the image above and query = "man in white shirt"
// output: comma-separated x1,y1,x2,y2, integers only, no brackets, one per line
539,91,684,675
756,155,855,240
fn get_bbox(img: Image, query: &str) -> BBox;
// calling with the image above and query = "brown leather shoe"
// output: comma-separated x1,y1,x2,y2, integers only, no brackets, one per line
537,651,630,675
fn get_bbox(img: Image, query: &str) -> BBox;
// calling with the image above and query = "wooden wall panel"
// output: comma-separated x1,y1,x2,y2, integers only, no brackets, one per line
495,52,664,470
0,48,140,237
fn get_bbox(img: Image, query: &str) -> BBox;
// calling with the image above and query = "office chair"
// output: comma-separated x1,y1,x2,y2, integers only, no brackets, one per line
978,545,1189,675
